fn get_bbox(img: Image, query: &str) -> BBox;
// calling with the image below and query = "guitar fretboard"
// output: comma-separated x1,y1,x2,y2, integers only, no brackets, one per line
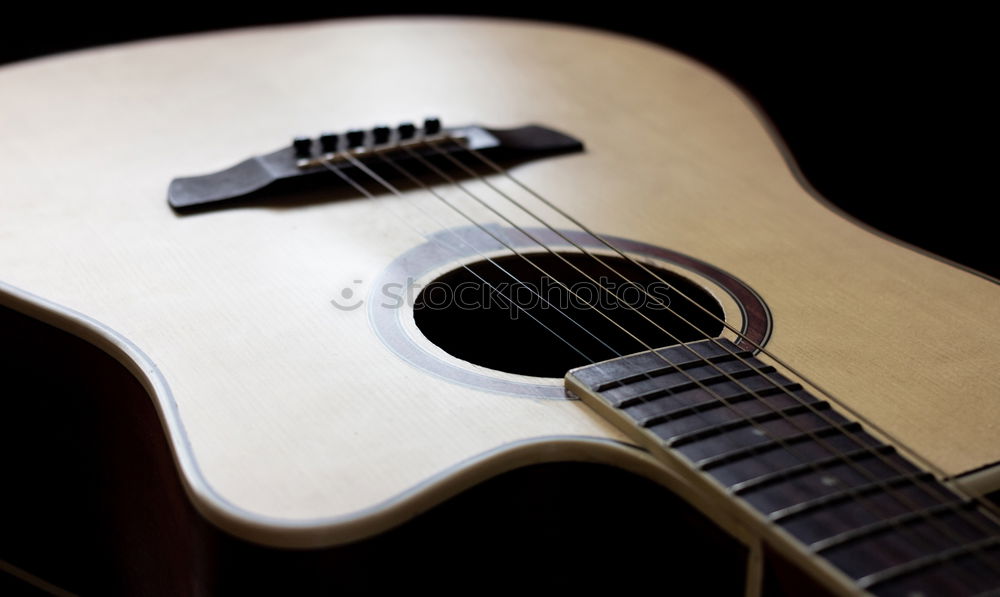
566,339,1000,595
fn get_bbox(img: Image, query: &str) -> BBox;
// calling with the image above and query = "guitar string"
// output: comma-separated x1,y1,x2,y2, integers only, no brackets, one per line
428,133,1000,572
434,135,1000,548
324,139,999,583
316,155,607,371
387,138,1000,580
395,134,1000,584
451,135,1000,521
233,144,886,584
425,136,1000,530
371,157,1000,592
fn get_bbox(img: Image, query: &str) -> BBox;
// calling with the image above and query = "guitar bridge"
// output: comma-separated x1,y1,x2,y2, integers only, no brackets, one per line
166,119,584,212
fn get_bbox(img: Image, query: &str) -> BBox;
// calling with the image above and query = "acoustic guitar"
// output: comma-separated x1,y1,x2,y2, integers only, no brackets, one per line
1,17,998,596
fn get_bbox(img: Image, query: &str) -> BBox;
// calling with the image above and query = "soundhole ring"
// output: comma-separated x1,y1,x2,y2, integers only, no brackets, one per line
368,226,771,399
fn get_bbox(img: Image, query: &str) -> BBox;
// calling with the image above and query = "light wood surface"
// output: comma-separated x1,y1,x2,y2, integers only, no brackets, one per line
0,17,997,548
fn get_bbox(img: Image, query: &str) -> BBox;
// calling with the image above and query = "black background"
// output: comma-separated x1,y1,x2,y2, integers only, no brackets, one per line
2,6,992,277
0,8,994,593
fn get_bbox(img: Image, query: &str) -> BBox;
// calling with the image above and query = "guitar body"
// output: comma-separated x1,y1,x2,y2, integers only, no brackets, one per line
1,17,997,594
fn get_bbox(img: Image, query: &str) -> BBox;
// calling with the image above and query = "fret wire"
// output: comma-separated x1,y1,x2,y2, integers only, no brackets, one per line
637,390,761,426
857,536,1000,590
331,134,1000,587
602,353,767,395
451,135,1000,520
421,137,1000,574
695,423,864,470
732,444,898,495
663,402,830,448
634,380,772,426
595,350,752,393
404,136,1000,581
432,134,1000,575
811,500,978,553
379,144,911,521
388,142,1000,586
769,472,938,524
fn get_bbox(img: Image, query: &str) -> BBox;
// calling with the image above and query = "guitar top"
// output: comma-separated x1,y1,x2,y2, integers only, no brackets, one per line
0,17,998,593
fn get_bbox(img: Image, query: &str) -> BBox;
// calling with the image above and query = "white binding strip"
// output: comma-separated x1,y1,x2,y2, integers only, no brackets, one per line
1,279,714,548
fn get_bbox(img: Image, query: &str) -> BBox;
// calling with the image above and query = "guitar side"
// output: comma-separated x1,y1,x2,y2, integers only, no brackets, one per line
0,17,997,593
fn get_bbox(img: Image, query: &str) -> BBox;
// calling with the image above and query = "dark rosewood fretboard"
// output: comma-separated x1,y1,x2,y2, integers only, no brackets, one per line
566,339,1000,595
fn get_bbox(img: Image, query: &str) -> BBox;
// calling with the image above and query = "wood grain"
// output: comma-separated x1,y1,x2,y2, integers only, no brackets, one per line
0,17,996,548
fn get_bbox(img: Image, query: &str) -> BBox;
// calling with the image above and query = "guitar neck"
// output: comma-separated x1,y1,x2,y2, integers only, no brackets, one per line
567,339,1000,595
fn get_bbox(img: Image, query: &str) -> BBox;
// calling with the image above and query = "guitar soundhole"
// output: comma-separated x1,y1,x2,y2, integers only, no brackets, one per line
413,252,725,378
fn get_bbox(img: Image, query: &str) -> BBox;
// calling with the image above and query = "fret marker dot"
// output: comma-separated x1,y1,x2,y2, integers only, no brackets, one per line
820,475,838,487
751,429,765,437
